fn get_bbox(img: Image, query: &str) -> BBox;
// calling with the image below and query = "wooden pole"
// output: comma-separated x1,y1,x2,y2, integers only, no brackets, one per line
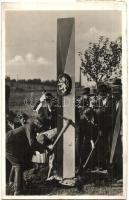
57,18,75,179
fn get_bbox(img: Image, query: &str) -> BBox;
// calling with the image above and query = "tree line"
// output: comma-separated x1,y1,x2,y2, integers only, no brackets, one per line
5,77,57,86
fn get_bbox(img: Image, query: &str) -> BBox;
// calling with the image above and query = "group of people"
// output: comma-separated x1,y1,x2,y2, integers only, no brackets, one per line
75,79,122,179
5,78,122,195
6,90,57,195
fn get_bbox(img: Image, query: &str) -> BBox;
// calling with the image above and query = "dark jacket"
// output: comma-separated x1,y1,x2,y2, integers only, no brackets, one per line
6,126,34,164
6,123,50,165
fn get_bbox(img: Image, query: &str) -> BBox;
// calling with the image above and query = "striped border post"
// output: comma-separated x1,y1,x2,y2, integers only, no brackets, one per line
57,18,75,179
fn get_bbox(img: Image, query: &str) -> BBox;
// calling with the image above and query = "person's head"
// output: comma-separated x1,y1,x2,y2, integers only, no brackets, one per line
98,84,108,97
19,113,29,125
112,86,122,100
82,87,90,98
22,113,41,133
36,133,49,145
90,88,97,97
45,93,53,103
38,105,52,120
30,110,51,133
7,111,17,124
112,79,122,100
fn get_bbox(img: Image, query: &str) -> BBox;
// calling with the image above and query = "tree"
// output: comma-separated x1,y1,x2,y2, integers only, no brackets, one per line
79,36,122,87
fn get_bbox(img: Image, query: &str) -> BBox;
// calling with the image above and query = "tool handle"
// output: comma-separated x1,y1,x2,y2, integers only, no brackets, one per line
52,121,70,148
83,134,100,169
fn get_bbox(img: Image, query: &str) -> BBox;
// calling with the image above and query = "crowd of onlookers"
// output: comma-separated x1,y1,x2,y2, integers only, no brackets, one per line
75,79,122,179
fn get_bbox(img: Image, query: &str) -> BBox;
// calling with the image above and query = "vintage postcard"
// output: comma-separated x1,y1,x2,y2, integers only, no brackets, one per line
1,1,127,199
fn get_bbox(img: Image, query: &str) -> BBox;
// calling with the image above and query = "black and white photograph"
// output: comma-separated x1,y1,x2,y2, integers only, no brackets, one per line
1,2,127,198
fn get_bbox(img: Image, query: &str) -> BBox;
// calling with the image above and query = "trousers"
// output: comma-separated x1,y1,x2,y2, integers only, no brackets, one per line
9,165,23,195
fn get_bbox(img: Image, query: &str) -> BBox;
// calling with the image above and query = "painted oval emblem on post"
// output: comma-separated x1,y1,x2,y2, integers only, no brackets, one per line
57,73,72,96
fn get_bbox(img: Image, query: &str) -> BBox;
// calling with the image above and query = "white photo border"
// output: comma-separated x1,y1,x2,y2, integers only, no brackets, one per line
1,1,127,199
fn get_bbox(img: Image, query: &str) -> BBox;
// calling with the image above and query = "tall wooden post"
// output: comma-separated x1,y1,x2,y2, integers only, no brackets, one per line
57,18,75,179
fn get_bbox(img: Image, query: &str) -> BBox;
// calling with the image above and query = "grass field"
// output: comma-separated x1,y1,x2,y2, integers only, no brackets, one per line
9,88,57,114
9,86,81,114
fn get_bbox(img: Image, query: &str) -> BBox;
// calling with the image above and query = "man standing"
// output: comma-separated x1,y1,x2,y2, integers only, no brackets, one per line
94,84,110,170
77,87,95,175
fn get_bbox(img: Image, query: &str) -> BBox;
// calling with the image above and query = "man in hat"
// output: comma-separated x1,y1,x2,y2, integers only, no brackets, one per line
80,87,90,107
77,87,97,175
76,87,90,118
93,84,111,171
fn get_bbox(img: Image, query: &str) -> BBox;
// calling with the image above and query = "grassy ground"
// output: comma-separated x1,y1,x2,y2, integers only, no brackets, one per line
9,89,57,113
9,87,80,113
6,165,123,196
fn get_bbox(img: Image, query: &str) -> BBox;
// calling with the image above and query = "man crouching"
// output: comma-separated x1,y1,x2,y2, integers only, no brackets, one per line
6,115,49,195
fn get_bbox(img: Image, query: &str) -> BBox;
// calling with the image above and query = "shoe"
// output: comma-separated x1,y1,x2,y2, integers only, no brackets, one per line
91,168,108,174
9,182,14,188
14,190,22,195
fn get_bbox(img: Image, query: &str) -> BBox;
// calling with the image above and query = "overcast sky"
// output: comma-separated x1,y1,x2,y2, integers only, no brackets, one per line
5,11,122,81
